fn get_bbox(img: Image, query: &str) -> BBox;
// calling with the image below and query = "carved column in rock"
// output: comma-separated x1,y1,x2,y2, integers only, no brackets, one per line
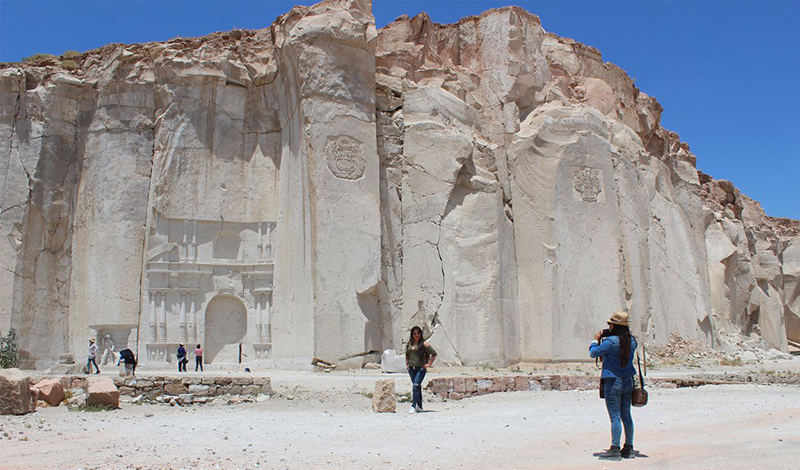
255,294,263,343
182,220,189,262
188,294,197,343
149,291,157,342
158,291,167,342
264,292,272,345
265,224,272,260
179,292,187,342
190,221,198,262
272,0,381,367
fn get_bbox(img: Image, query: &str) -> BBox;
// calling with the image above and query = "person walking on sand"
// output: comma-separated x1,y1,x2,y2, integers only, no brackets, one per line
194,344,204,372
405,326,436,414
87,338,100,374
589,311,639,461
177,343,188,372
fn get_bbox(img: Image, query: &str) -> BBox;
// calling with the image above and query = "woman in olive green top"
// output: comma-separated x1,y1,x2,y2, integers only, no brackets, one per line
406,326,437,413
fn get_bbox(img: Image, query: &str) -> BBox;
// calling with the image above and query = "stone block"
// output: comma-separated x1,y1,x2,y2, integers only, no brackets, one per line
0,369,36,415
145,389,163,399
226,385,243,395
215,377,233,386
164,383,189,395
465,378,478,393
448,391,465,400
188,384,211,396
118,386,136,397
201,377,216,385
181,377,202,386
177,394,194,405
242,385,262,395
514,376,530,392
452,377,466,393
87,377,120,408
477,378,493,390
135,379,154,388
231,377,253,386
372,379,396,413
33,378,66,406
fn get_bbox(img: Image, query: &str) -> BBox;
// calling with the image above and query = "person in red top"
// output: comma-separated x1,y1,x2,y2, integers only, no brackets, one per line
194,344,204,372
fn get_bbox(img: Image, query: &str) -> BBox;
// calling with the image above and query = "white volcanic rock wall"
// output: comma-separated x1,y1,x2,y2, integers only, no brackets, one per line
1,0,798,369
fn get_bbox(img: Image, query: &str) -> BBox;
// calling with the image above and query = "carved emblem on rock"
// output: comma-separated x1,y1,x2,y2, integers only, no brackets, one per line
326,136,365,180
572,167,603,202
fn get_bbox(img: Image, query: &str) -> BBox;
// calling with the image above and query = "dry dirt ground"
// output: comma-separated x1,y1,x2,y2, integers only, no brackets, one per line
2,375,799,470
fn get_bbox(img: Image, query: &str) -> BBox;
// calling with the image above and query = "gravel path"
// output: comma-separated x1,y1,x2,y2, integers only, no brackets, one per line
1,383,798,469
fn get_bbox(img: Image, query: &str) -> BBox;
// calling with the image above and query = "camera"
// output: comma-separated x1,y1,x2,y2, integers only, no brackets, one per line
599,328,614,338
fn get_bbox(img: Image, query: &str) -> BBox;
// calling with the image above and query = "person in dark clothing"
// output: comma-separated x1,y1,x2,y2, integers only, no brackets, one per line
177,343,188,372
589,311,639,461
405,326,436,413
117,348,137,377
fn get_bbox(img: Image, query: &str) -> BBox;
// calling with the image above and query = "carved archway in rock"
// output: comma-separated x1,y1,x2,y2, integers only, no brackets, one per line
204,294,247,364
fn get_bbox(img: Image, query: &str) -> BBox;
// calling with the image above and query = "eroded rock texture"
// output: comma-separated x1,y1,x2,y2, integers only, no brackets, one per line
1,0,797,369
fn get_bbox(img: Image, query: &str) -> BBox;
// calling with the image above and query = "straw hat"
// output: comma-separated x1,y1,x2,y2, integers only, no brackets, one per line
607,311,630,327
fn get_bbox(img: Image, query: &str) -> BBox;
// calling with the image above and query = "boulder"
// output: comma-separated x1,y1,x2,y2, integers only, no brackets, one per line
381,350,406,373
86,377,120,408
33,378,66,406
0,368,36,415
372,379,396,413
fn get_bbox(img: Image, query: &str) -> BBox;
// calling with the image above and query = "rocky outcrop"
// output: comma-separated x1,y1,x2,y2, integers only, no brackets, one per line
32,377,65,406
0,0,797,368
0,368,36,414
86,376,120,408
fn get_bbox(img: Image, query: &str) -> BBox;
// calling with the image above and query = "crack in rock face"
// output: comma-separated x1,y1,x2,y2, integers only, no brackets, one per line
0,0,797,369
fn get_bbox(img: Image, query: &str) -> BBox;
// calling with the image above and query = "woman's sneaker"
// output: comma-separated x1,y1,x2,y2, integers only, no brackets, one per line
414,405,423,413
621,445,634,459
408,406,417,414
598,446,622,461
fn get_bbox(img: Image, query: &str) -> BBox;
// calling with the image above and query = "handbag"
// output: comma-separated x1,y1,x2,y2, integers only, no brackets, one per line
632,343,648,407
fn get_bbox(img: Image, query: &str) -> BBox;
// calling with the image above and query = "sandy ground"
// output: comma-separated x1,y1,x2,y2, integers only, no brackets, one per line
2,379,799,470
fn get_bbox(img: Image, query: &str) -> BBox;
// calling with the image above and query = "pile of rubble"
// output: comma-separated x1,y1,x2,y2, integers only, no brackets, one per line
647,332,723,367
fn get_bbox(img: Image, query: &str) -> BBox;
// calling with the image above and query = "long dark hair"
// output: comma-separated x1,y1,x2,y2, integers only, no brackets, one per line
409,326,423,346
610,324,632,365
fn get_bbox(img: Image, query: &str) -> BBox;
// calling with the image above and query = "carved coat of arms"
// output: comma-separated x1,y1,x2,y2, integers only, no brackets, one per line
325,136,365,180
573,167,603,202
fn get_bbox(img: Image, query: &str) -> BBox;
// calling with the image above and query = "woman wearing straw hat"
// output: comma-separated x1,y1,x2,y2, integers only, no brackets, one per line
589,311,638,461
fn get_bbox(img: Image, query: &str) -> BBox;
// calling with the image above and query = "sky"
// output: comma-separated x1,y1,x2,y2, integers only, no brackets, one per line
1,0,798,219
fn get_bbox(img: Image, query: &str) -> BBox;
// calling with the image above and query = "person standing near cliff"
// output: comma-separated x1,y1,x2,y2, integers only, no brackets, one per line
589,311,638,460
87,339,100,374
405,326,436,413
194,344,204,372
177,343,188,372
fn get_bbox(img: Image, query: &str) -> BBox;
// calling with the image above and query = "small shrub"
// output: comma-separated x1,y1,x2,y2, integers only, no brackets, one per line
719,357,742,367
62,50,80,59
0,328,19,369
61,60,78,71
396,392,411,403
22,53,55,64
69,403,116,412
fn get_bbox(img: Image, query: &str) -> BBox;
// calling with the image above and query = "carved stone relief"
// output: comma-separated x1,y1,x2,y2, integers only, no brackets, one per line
326,135,365,180
572,167,604,202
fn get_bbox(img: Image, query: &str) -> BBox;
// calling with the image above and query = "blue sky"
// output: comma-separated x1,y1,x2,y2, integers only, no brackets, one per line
1,1,798,219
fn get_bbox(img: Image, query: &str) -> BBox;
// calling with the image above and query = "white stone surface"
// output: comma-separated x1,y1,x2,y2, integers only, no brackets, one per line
0,0,798,369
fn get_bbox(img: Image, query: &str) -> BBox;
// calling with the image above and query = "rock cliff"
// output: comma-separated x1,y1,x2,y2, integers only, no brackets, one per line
1,0,797,369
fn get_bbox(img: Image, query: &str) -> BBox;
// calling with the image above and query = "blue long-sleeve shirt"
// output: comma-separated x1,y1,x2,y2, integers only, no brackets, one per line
589,335,638,379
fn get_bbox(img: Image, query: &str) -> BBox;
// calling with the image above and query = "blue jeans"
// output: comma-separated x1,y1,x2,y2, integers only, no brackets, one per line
408,366,427,409
86,357,99,373
604,376,635,448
